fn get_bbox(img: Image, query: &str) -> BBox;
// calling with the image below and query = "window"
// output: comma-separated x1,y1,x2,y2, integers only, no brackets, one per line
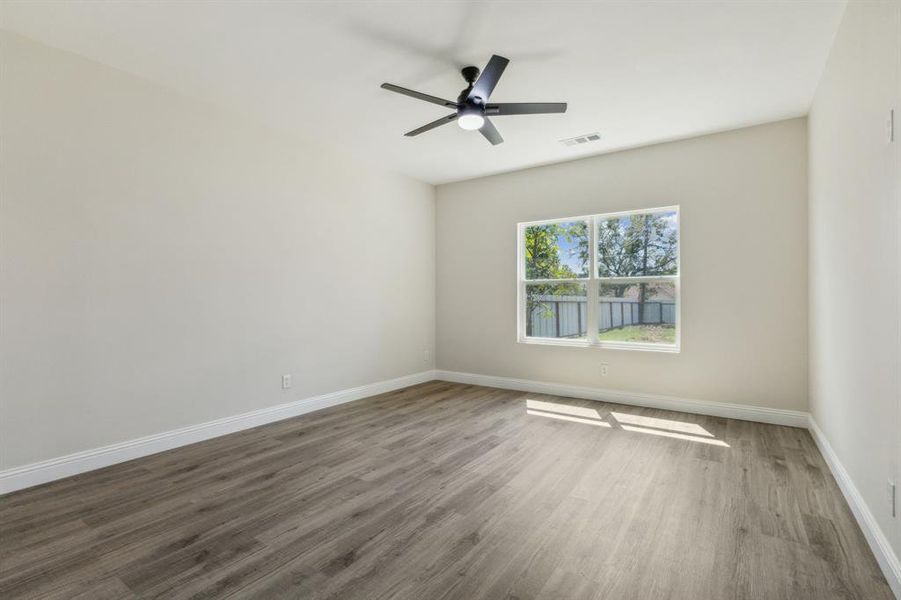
517,207,679,351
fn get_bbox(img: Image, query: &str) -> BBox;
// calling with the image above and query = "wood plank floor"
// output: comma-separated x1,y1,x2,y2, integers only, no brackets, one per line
0,381,892,599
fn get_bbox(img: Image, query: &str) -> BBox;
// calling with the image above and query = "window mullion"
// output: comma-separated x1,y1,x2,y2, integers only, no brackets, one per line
597,275,678,283
587,215,599,344
524,278,589,284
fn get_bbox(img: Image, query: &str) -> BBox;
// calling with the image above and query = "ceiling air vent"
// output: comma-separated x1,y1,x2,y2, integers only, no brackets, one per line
560,132,601,147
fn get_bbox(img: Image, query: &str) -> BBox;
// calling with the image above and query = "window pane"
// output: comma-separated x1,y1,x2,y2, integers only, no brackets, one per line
597,210,678,277
524,221,589,279
598,282,676,345
525,283,588,340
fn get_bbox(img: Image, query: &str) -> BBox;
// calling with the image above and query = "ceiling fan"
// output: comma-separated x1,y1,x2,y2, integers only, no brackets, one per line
380,54,567,146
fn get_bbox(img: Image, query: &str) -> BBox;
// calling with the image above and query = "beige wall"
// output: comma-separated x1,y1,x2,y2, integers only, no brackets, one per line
436,119,808,410
0,32,436,469
808,0,901,565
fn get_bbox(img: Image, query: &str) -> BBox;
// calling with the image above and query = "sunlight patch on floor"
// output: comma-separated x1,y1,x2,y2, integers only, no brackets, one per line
526,399,601,419
526,409,612,427
609,411,713,437
619,424,730,447
524,399,729,446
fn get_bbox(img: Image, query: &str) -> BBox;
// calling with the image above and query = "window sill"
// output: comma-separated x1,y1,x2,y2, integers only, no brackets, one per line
517,337,680,353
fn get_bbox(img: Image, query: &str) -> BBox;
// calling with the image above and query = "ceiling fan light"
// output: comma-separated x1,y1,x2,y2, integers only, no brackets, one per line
458,114,485,130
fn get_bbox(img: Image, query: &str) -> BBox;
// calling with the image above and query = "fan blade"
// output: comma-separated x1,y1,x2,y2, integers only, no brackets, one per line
485,102,567,116
405,114,458,137
467,55,509,103
478,118,504,145
381,83,458,108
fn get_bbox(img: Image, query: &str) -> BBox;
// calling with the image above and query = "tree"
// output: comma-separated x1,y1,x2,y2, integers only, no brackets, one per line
597,218,631,297
597,213,677,322
525,223,581,279
524,223,587,335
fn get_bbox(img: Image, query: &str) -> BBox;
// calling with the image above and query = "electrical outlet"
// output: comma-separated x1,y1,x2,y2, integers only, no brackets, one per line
423,349,431,362
600,363,609,377
889,480,896,518
281,374,292,390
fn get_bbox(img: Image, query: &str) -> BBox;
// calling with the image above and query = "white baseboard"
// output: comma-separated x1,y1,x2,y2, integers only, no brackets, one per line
434,369,809,427
807,416,901,598
0,370,436,495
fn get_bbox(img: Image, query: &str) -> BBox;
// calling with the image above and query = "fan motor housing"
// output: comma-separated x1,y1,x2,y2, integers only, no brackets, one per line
461,66,480,83
458,104,484,120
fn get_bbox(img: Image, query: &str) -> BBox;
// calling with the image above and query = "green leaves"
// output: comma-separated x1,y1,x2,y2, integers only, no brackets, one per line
524,221,589,279
597,212,678,277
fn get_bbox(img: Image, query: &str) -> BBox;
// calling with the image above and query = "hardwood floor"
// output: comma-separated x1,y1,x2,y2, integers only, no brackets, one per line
0,381,892,599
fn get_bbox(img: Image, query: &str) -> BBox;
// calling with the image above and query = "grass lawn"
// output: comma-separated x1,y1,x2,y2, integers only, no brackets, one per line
598,325,676,344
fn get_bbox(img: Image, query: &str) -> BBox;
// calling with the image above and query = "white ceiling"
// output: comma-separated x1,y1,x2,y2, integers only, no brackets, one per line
1,1,846,184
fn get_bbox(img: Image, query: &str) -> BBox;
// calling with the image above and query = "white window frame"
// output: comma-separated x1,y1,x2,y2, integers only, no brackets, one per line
516,205,680,353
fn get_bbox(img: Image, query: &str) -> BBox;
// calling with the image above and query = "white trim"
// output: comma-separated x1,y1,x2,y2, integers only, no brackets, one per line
597,275,679,283
522,278,590,284
0,370,437,495
435,370,808,427
588,213,599,345
517,206,681,353
807,416,901,598
517,204,680,228
515,337,680,353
